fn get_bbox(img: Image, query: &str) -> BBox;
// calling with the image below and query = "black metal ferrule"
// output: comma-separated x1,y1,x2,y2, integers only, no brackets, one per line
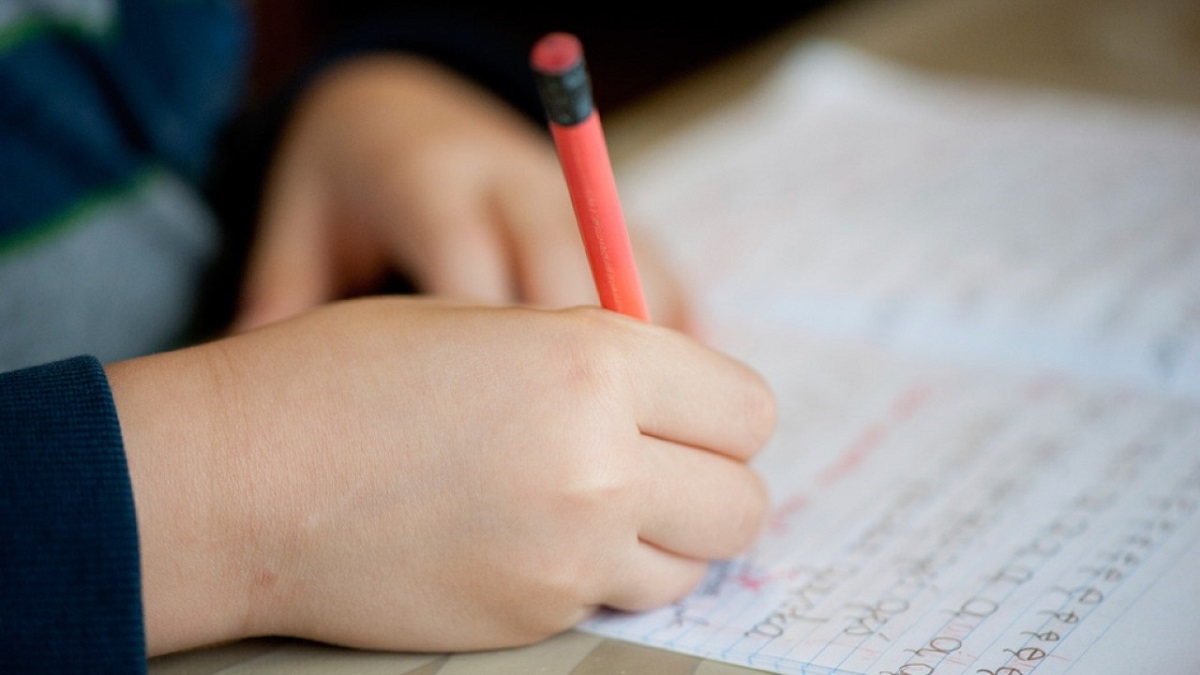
534,58,594,126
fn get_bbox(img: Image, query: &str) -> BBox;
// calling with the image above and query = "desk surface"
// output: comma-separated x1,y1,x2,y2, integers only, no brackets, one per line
148,1,1200,673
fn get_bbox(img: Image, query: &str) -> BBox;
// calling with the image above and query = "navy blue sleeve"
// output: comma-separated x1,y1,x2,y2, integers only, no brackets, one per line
0,356,145,674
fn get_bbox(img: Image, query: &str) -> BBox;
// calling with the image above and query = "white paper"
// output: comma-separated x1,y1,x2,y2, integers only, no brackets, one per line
580,43,1200,675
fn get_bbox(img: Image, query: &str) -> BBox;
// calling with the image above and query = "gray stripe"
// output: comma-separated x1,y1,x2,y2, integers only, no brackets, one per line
0,168,217,371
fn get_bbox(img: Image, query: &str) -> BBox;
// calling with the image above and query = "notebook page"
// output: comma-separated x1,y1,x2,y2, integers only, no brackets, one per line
578,44,1200,674
616,43,1200,398
582,324,1200,674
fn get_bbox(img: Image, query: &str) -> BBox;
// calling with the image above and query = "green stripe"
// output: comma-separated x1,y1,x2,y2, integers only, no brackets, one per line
0,12,116,53
0,165,161,259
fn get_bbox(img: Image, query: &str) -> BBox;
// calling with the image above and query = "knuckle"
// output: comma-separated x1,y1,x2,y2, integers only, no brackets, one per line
548,310,630,404
550,449,638,530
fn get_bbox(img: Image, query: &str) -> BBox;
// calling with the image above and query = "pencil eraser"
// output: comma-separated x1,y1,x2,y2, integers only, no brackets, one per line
530,32,594,126
530,32,582,75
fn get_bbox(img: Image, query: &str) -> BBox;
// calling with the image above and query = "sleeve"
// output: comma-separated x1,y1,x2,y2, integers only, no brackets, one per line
0,3,249,369
0,356,145,674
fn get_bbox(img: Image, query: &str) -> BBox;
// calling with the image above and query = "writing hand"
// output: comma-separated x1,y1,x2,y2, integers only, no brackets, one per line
109,297,772,655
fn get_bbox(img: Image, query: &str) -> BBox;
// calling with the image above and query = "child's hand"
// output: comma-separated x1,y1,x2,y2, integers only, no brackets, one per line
109,297,773,655
234,54,695,334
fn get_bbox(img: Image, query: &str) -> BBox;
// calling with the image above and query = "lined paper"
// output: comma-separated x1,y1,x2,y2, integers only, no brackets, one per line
580,43,1200,674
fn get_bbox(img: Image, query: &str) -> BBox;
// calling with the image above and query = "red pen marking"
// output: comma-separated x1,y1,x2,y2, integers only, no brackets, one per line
737,572,769,592
817,384,935,488
766,385,935,531
768,493,810,534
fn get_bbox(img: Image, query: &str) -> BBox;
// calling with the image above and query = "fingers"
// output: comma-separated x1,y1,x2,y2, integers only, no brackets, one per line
601,542,711,613
232,175,336,333
496,173,697,330
396,206,515,305
570,315,774,612
512,225,598,309
591,434,768,614
497,179,600,308
616,320,777,464
634,434,769,560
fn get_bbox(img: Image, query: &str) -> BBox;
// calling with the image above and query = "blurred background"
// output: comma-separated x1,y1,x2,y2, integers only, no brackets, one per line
248,0,1200,116
247,1,832,113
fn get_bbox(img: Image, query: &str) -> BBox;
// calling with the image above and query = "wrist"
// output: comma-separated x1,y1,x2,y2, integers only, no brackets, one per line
107,344,259,655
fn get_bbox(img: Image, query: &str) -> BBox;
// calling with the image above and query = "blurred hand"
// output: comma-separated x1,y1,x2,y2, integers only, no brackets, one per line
110,297,772,655
233,54,694,334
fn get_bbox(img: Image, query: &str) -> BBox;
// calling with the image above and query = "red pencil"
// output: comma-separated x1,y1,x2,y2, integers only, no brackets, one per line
530,32,650,322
